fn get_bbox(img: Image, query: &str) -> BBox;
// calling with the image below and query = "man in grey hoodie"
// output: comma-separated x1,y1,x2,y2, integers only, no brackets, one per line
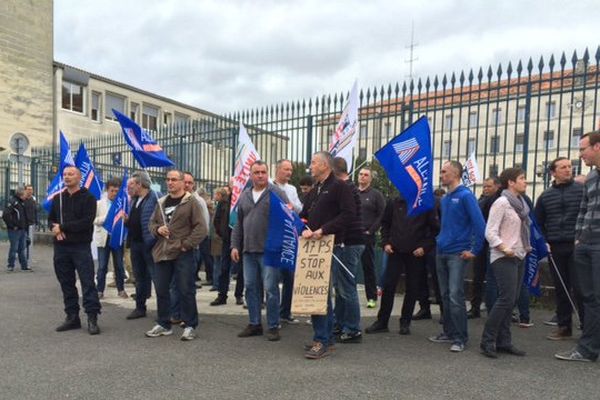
231,160,289,341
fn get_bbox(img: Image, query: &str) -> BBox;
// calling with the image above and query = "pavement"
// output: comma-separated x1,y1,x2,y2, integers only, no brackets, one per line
0,242,597,400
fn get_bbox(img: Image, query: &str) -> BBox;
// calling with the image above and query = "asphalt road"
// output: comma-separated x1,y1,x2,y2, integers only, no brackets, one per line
0,243,597,400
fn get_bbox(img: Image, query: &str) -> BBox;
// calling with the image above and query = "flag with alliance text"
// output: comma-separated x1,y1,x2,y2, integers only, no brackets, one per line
264,191,305,270
75,142,103,200
103,171,129,250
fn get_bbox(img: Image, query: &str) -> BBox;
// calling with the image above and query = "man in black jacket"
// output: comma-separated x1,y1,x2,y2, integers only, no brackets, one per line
301,151,355,359
536,157,585,340
3,188,31,272
49,166,101,335
366,194,439,334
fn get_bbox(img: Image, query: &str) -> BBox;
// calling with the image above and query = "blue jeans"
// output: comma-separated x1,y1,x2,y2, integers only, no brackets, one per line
243,253,280,329
484,251,498,314
212,255,221,290
54,243,101,316
280,268,294,319
96,245,125,292
7,229,27,269
333,245,364,334
130,241,155,311
311,292,334,346
154,251,198,329
436,253,469,345
574,243,600,360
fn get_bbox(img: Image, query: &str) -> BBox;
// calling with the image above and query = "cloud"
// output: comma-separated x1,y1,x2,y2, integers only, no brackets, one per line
54,0,599,114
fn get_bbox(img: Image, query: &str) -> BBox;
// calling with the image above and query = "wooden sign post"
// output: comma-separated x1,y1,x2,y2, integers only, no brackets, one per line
291,235,335,316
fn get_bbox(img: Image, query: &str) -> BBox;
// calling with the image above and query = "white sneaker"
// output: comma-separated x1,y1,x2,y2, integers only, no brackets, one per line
145,324,173,338
450,343,465,352
181,327,195,341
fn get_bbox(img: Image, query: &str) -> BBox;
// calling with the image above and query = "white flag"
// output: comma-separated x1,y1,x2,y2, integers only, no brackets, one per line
230,123,260,227
329,80,359,170
462,152,481,187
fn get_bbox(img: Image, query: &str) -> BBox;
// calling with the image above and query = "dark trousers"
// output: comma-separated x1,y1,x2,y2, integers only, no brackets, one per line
377,252,424,327
218,240,232,297
424,249,442,309
470,244,489,310
234,260,244,299
53,243,101,316
197,238,214,281
549,242,584,329
574,243,600,360
280,268,294,319
360,236,378,301
130,240,155,311
481,257,524,349
154,251,198,329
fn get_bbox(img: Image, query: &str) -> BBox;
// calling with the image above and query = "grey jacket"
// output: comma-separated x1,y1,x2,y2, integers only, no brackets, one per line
231,183,288,254
575,168,600,244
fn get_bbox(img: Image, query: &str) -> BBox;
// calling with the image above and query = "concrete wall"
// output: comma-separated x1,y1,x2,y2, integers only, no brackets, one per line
0,0,53,152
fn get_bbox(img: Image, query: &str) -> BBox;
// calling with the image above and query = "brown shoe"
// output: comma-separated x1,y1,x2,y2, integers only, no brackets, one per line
547,326,573,341
266,328,280,341
304,342,330,359
238,324,263,337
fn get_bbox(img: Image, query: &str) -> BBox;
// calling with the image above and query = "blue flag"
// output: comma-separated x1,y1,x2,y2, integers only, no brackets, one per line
103,172,129,250
523,214,549,296
374,116,434,216
43,131,76,212
112,109,174,168
75,142,104,200
264,191,305,270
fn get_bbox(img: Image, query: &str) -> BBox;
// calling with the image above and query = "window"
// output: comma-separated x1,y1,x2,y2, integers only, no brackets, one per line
469,111,478,127
546,101,556,119
490,135,500,154
62,81,84,113
489,164,499,178
517,105,526,122
163,112,171,126
142,104,159,131
571,127,583,148
175,112,189,126
544,130,555,149
515,134,525,153
467,138,476,155
91,92,101,121
442,140,452,158
130,102,139,121
445,114,453,130
492,108,502,125
105,93,125,120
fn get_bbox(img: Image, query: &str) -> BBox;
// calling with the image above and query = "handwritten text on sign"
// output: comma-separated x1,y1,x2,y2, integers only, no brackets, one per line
291,235,335,316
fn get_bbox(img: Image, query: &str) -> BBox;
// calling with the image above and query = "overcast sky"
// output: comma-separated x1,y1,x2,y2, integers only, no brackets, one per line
55,0,598,114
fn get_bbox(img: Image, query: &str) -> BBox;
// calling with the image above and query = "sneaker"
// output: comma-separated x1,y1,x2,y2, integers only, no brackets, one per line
6,267,14,272
281,316,300,324
366,299,377,308
339,331,362,343
237,324,263,337
87,314,100,335
428,333,453,343
266,328,281,341
145,324,173,338
21,267,33,272
547,327,573,341
304,342,335,352
181,327,195,341
365,320,389,334
518,319,534,328
117,291,128,299
544,315,559,326
304,342,329,359
480,344,498,358
450,342,465,352
555,349,594,362
497,345,526,356
412,309,432,320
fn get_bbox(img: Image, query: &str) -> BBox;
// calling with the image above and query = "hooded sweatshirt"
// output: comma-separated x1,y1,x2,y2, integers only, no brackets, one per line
436,185,486,255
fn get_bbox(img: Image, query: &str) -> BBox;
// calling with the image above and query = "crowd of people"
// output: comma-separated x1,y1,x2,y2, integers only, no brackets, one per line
6,130,599,363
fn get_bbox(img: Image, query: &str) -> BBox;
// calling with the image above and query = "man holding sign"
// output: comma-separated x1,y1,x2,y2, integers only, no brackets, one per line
300,151,356,359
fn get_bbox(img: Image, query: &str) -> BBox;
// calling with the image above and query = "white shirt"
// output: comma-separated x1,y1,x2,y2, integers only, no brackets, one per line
274,181,303,213
252,188,266,203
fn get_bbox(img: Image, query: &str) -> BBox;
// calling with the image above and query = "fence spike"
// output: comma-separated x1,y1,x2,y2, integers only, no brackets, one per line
496,63,502,78
506,61,513,77
459,71,465,85
595,46,600,62
477,67,483,82
571,50,578,67
527,58,534,73
548,54,556,70
486,66,493,80
538,55,545,72
468,69,474,82
583,47,590,63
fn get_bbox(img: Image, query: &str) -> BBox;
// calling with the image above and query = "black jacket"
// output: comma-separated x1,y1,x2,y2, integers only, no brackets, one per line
48,187,97,245
2,195,28,230
342,180,365,246
24,197,37,226
300,173,355,245
535,179,584,244
213,199,231,242
358,186,386,235
380,195,440,254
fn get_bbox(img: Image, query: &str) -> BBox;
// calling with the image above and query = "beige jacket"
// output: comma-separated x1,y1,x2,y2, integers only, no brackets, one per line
149,192,207,263
93,197,111,248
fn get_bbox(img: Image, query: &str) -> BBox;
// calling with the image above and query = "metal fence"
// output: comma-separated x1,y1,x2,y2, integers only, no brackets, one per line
3,46,599,223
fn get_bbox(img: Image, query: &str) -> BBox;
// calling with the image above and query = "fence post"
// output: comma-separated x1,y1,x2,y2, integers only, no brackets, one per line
522,82,532,173
306,115,313,163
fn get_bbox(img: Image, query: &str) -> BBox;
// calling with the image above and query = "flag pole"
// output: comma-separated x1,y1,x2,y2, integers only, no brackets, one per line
145,168,167,225
59,175,63,225
548,253,582,326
